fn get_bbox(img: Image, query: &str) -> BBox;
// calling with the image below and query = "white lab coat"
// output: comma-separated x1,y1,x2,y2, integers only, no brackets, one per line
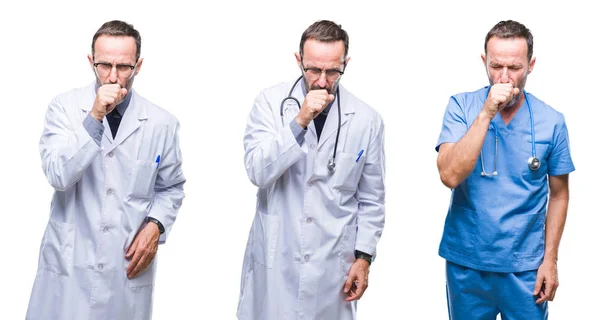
26,83,185,320
237,80,385,320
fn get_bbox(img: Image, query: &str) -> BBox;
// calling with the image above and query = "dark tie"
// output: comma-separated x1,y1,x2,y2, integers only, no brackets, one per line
313,112,327,140
106,108,122,139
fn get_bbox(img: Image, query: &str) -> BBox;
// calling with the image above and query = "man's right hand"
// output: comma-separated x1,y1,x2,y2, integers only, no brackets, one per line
90,84,128,121
482,83,519,119
295,89,335,128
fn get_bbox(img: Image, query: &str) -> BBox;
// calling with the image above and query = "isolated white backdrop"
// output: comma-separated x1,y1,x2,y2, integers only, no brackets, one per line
0,0,597,319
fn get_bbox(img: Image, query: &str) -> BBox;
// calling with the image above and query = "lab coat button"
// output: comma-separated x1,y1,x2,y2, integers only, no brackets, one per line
304,254,310,262
102,226,109,233
106,189,113,195
306,217,313,223
97,264,104,271
107,152,114,158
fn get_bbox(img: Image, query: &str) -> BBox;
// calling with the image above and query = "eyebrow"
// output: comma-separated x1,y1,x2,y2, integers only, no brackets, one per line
489,61,524,68
94,60,135,66
304,65,343,71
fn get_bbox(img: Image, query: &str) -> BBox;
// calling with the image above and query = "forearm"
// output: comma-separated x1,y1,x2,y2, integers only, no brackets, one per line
41,116,102,191
355,121,385,257
148,182,185,244
82,113,104,146
544,196,569,262
355,199,384,256
244,123,306,188
438,111,492,188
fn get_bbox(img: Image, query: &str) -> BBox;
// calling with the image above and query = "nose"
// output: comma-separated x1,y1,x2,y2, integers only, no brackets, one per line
316,71,328,88
499,67,510,84
108,66,118,84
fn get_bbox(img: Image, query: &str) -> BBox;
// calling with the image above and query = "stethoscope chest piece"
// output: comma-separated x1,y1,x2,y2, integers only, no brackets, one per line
528,156,541,171
327,158,336,173
480,87,542,177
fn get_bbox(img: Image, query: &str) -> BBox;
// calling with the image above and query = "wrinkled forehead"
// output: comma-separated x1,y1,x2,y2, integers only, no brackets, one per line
93,35,137,62
486,36,529,61
302,39,345,66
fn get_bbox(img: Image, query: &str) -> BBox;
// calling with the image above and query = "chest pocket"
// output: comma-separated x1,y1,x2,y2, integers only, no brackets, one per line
521,140,551,181
127,160,159,199
126,123,168,199
331,151,365,192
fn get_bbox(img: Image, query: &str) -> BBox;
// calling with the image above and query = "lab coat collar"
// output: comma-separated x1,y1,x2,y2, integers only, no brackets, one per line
107,89,148,147
284,79,355,142
317,84,355,149
81,82,148,150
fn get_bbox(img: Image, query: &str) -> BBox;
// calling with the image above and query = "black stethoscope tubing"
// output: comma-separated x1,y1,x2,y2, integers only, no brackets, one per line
280,76,341,173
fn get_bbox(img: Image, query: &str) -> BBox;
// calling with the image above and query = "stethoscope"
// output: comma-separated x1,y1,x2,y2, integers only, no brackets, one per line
280,76,342,174
480,86,540,177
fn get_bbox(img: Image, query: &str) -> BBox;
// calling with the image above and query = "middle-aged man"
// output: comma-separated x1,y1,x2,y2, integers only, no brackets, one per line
26,20,185,320
435,20,575,319
237,20,385,319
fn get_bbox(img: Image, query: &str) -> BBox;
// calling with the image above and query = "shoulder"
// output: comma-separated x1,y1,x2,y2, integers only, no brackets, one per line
51,82,96,107
526,92,566,124
341,86,384,128
448,87,488,111
132,91,180,128
257,79,299,101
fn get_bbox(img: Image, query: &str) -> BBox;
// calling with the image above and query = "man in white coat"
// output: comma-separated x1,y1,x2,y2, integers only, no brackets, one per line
237,20,385,319
26,20,185,320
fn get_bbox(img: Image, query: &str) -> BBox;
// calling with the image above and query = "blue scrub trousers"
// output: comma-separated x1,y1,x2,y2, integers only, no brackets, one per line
446,261,548,320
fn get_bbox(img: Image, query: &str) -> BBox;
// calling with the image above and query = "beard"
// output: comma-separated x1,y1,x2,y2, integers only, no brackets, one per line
488,73,528,109
94,72,135,105
303,76,340,95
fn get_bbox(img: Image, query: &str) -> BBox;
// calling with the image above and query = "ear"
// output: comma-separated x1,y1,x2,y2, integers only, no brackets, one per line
134,58,144,76
527,57,536,74
88,54,95,70
480,54,487,67
294,52,302,69
344,56,351,69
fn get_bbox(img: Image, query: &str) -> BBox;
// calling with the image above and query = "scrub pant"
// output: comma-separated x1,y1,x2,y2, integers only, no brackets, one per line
446,261,548,320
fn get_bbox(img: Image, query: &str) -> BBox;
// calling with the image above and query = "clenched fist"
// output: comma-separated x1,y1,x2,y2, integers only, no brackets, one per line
483,83,520,119
90,84,128,121
295,89,335,128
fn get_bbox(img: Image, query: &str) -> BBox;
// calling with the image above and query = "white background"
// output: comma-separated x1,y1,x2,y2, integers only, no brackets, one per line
1,0,597,319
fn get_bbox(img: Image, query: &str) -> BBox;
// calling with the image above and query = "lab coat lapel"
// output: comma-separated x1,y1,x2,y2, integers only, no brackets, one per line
318,87,353,149
105,92,148,153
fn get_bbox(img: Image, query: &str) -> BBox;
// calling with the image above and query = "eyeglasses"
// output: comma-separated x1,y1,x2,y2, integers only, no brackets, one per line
93,61,138,77
301,62,345,81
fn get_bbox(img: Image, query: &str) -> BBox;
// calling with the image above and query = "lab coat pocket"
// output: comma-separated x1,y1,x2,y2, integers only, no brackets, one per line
40,219,75,276
128,259,156,289
339,224,358,276
331,152,364,192
512,213,545,259
127,159,159,199
252,212,279,269
521,141,550,181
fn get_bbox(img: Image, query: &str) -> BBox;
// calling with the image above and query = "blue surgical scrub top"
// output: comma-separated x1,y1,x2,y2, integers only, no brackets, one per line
436,87,575,272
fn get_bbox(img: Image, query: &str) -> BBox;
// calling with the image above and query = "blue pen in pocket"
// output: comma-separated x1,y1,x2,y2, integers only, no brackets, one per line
155,155,161,169
356,150,364,162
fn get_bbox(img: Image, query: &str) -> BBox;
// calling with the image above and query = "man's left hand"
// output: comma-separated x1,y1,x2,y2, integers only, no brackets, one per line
126,222,160,279
343,258,370,302
533,259,559,304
